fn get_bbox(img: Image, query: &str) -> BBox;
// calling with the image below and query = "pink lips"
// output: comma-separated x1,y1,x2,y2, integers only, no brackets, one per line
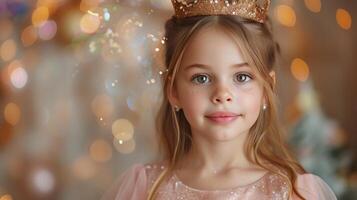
205,112,241,123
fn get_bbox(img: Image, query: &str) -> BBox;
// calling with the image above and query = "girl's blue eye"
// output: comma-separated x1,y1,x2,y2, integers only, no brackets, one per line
192,74,210,84
235,73,252,83
191,73,252,84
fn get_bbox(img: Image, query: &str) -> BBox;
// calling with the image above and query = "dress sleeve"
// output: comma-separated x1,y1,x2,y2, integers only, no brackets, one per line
294,173,337,200
101,164,148,200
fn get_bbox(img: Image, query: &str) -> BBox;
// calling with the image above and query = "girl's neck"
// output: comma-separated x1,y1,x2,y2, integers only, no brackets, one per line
175,132,258,175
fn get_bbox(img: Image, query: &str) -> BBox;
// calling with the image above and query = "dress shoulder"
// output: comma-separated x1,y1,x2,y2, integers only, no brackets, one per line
100,164,148,200
295,173,337,200
143,161,168,189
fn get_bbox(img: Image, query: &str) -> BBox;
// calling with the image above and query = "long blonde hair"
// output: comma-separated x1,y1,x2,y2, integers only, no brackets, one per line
149,15,306,200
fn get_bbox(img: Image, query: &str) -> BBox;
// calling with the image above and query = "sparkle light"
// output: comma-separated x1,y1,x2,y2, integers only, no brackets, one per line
87,10,99,17
32,6,49,26
104,78,122,96
21,25,38,47
275,5,296,27
89,139,112,162
290,58,310,82
336,8,352,30
103,8,110,21
4,102,21,126
304,0,321,13
0,39,17,62
115,14,143,41
112,119,134,141
113,138,136,154
89,41,96,52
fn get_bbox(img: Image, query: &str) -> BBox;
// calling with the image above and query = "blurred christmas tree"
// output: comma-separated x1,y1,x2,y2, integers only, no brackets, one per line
287,80,352,198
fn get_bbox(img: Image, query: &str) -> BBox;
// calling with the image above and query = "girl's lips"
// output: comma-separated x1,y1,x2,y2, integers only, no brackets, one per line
206,111,240,117
206,115,240,123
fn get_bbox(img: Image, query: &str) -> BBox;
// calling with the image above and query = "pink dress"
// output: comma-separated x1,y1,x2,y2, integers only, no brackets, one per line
101,162,337,200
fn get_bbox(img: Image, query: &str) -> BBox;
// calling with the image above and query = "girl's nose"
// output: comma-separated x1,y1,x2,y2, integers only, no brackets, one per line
211,87,233,104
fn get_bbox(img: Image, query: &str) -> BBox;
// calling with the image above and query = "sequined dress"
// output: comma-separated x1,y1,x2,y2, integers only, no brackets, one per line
101,162,337,200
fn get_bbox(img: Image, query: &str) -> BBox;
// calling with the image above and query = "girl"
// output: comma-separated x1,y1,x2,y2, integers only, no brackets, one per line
102,0,337,199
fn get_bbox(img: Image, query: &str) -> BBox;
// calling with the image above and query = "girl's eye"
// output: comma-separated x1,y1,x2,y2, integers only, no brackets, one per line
191,74,210,84
191,73,252,84
235,73,252,83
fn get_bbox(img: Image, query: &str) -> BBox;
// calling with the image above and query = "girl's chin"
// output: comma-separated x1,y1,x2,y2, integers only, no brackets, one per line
203,131,247,142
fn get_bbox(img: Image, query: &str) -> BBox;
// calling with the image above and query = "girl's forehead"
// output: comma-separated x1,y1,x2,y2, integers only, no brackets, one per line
180,26,247,71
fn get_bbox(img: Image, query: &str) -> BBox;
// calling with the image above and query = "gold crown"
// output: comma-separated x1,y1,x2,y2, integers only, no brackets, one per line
171,0,271,23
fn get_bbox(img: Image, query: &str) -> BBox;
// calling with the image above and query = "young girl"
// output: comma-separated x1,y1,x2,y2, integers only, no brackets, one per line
102,0,337,199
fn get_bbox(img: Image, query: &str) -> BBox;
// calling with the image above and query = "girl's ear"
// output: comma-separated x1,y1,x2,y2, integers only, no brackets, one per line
166,76,181,108
262,70,276,105
269,70,276,86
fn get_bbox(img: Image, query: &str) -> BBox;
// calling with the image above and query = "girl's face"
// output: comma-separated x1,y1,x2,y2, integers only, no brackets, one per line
169,26,272,142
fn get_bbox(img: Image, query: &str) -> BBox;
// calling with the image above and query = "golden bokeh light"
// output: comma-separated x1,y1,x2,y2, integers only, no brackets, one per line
91,94,114,119
4,102,21,126
89,139,112,162
304,0,321,13
72,156,96,180
275,5,296,27
112,119,134,141
0,39,17,62
113,138,136,154
0,194,13,200
80,13,100,34
336,9,352,30
21,25,38,47
290,58,310,82
32,6,50,26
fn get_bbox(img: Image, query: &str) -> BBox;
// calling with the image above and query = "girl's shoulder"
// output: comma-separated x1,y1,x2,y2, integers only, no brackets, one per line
110,160,167,179
143,160,169,187
294,173,337,200
101,162,166,200
144,160,168,173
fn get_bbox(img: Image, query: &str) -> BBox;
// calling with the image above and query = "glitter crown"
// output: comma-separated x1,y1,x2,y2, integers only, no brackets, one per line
171,0,271,23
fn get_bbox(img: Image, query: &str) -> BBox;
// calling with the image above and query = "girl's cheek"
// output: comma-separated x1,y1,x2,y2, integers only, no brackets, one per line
183,90,207,111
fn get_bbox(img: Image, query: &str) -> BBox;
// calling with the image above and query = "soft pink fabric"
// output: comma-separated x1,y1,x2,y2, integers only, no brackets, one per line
101,164,147,200
293,173,337,200
101,163,337,200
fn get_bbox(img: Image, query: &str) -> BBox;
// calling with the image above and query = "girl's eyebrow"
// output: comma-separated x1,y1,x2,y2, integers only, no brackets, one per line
183,62,249,71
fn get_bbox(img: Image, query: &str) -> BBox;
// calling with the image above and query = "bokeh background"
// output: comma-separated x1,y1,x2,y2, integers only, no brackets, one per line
0,0,356,199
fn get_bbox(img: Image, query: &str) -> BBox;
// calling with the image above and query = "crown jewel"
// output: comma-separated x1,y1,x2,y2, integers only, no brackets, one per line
171,0,271,23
